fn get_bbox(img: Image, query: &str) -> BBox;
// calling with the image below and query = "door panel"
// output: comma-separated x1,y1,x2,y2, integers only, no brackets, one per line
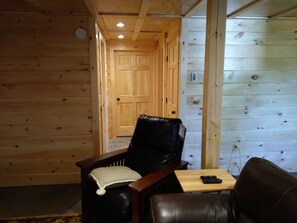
135,70,149,95
115,51,153,136
118,102,134,132
119,70,133,96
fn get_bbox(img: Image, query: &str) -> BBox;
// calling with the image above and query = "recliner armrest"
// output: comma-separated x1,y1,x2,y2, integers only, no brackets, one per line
151,193,235,223
76,148,128,172
129,161,188,192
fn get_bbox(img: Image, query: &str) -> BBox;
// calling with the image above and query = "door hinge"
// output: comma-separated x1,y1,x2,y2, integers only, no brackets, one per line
165,97,168,103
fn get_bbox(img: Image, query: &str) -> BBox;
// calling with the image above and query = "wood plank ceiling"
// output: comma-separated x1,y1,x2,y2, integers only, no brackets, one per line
1,0,297,41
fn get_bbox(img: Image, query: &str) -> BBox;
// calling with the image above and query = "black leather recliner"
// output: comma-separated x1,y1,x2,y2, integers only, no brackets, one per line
76,114,188,223
151,157,297,223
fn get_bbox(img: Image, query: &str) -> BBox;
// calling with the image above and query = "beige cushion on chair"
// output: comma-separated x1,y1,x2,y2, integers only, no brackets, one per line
89,166,141,196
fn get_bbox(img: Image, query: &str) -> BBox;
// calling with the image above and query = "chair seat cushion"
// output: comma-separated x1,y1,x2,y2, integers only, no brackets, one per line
96,185,132,221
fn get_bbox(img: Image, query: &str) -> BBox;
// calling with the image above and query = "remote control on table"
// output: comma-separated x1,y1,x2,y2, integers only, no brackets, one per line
202,178,222,184
200,175,222,184
200,175,217,180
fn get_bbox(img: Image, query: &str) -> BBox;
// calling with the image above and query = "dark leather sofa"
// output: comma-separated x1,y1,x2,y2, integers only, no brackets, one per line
151,157,297,223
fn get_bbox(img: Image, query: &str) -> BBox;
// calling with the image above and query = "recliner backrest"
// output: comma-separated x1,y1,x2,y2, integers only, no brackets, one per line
125,114,186,176
234,157,297,223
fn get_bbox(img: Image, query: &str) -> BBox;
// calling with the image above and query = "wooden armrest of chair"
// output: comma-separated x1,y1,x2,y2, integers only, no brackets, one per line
129,160,189,223
76,148,128,173
129,160,188,192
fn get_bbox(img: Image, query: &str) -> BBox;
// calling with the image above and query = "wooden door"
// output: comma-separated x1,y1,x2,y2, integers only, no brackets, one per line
114,51,153,136
165,36,179,118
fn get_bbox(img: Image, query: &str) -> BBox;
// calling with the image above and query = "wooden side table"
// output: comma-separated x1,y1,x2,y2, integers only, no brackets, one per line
174,169,236,193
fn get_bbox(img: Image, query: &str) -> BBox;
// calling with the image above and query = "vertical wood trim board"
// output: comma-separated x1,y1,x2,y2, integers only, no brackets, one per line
179,19,189,121
98,35,109,153
201,0,227,169
88,17,102,156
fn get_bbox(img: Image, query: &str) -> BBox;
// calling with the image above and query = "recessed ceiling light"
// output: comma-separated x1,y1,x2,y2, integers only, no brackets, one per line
118,34,124,39
117,22,125,28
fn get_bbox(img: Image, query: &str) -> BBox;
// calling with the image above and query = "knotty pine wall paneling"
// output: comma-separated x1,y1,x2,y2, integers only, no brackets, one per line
0,14,93,186
181,18,297,173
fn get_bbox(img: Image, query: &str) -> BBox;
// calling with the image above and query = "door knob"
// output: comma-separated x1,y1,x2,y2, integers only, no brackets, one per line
171,111,176,114
117,98,120,101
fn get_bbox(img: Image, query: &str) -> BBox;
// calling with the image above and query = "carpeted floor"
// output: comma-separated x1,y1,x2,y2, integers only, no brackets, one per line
0,138,131,219
0,213,81,223
0,184,81,218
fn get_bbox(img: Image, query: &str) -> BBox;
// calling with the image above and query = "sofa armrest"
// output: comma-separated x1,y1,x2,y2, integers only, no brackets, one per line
151,193,235,223
129,161,189,223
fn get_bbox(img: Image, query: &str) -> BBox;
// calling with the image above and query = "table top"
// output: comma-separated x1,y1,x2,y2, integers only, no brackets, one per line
174,168,236,193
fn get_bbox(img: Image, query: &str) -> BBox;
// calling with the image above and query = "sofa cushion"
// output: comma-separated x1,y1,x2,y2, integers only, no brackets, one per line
151,193,235,223
270,186,297,223
236,213,256,223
